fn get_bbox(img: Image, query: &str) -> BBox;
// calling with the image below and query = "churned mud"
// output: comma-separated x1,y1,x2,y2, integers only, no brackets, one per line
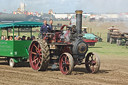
0,55,128,85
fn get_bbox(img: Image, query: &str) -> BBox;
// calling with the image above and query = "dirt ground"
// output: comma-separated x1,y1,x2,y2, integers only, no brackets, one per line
0,54,128,85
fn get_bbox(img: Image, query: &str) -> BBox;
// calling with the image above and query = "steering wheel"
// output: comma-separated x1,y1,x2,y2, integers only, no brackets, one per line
60,25,71,42
60,25,68,31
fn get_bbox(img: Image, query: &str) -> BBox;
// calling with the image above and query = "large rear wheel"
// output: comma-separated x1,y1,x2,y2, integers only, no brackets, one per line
59,53,74,75
85,52,100,73
29,39,50,71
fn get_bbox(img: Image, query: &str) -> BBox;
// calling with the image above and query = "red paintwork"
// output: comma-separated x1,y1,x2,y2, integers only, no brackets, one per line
83,39,98,43
59,54,70,75
42,25,72,44
62,46,71,53
60,25,68,30
29,42,42,70
83,39,98,46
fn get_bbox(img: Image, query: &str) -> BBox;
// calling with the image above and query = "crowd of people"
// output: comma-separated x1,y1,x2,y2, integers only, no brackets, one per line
1,35,35,41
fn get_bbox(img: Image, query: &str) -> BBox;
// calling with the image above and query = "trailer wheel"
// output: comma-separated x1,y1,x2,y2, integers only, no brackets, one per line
85,52,100,73
29,39,50,71
59,53,74,75
9,58,16,67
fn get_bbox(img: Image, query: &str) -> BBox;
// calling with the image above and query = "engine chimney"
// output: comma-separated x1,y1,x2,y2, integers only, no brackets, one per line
75,10,83,35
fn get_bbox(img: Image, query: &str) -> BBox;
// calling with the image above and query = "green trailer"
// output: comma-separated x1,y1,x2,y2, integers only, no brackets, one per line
0,21,42,67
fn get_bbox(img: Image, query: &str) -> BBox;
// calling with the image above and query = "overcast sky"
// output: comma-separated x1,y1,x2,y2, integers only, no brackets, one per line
0,0,128,13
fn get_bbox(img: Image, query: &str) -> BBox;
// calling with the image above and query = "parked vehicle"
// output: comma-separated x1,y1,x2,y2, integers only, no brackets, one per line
83,33,98,46
107,27,128,46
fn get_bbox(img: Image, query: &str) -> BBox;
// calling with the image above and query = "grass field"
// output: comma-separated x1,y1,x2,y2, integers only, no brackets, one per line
89,42,128,57
82,21,128,58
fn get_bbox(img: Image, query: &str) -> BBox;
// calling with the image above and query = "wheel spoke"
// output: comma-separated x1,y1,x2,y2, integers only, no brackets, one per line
38,58,41,65
65,56,69,65
35,60,40,68
65,56,67,62
65,67,68,72
91,66,95,73
32,58,38,63
39,53,42,56
32,56,36,60
38,56,42,61
61,58,65,67
62,55,69,71
33,43,39,52
37,44,41,53
38,48,42,53
31,52,36,55
86,60,91,65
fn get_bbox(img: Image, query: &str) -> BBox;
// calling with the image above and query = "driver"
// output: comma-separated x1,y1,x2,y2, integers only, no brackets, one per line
49,19,53,31
40,20,51,38
40,20,50,34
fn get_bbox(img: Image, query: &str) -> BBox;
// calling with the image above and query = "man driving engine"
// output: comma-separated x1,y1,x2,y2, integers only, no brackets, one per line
40,20,50,34
40,20,52,38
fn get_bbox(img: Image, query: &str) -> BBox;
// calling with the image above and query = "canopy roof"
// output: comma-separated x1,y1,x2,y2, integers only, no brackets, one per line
0,21,43,28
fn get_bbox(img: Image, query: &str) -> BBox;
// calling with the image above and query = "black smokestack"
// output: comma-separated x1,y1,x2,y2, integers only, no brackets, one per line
75,10,83,34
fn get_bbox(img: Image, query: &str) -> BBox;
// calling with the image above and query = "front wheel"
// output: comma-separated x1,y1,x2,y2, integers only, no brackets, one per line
59,53,74,75
85,52,100,73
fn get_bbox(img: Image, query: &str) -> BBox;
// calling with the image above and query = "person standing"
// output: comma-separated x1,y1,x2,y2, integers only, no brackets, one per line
40,20,49,34
40,20,50,38
49,19,53,31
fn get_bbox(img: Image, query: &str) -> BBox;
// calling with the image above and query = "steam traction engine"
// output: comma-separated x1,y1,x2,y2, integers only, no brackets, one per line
29,10,100,75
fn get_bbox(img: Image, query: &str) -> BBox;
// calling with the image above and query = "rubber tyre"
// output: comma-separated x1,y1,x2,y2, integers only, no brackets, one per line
9,58,16,67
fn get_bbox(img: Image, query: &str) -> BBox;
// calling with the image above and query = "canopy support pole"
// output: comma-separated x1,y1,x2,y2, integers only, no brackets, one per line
18,28,20,36
7,28,8,37
13,24,14,40
0,28,1,40
30,27,32,38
